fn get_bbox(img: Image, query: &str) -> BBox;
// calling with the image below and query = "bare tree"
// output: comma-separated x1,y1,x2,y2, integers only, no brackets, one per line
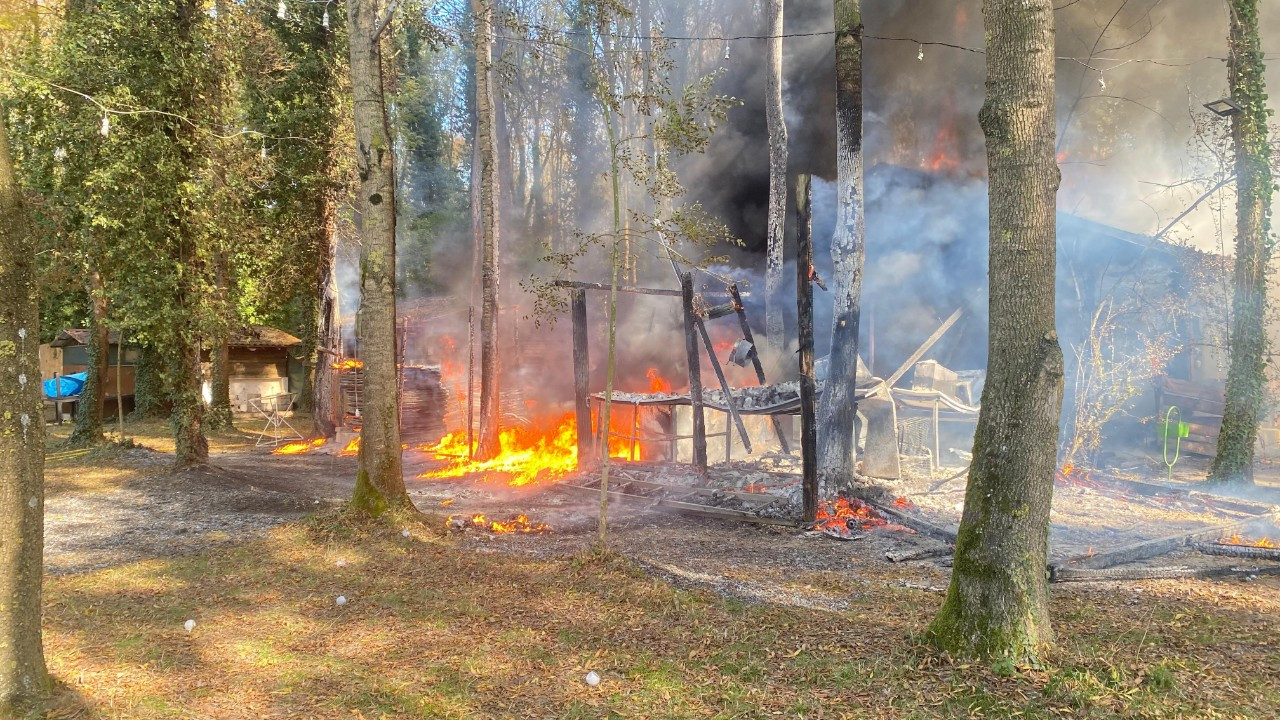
1209,0,1273,486
763,0,787,355
474,0,502,461
927,0,1063,662
347,0,411,514
0,110,50,715
816,0,865,487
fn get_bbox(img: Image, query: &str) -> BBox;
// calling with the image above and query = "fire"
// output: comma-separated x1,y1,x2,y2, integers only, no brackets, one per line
339,437,360,456
274,438,326,455
815,497,886,535
924,123,960,173
1222,534,1276,548
419,412,635,487
647,368,672,394
332,358,364,371
815,497,917,538
448,513,550,534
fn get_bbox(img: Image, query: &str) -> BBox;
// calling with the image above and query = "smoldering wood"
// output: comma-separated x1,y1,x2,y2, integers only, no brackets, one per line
866,499,959,545
1058,513,1278,570
1191,542,1280,562
795,173,818,522
694,317,752,453
571,289,592,466
681,272,708,474
730,283,790,454
1051,564,1280,583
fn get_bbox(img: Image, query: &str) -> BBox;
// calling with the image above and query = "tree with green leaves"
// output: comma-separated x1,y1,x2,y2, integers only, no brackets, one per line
927,0,1062,663
1208,0,1273,487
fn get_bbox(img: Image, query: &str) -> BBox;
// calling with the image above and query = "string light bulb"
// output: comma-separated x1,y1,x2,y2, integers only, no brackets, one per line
99,114,110,138
1098,74,1107,91
723,44,730,60
917,44,924,61
53,146,67,162
277,0,287,20
322,8,330,29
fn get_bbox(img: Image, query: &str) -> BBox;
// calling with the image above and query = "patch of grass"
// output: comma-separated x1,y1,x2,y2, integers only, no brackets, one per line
39,518,1280,719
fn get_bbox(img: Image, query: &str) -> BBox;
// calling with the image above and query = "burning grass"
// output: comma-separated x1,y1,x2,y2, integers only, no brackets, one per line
38,514,1280,719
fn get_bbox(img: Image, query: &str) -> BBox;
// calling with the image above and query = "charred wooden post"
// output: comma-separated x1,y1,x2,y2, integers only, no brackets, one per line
729,283,790,454
681,272,709,474
571,289,593,466
694,317,752,453
796,174,818,522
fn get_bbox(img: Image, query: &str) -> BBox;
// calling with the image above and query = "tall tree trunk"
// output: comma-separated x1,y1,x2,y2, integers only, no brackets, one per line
763,0,787,355
171,0,208,468
1208,0,1272,487
206,250,233,430
0,108,50,715
69,269,108,445
927,0,1062,663
312,215,340,437
816,0,866,488
474,0,502,461
347,0,411,515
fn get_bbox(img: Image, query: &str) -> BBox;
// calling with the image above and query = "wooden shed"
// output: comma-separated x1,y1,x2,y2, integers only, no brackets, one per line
202,326,303,413
48,329,139,399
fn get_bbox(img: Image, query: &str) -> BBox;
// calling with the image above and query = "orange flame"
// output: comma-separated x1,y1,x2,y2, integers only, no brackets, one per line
418,412,635,487
339,437,360,456
332,358,364,371
449,513,550,534
647,368,672,394
1222,534,1276,548
815,498,917,538
274,438,326,455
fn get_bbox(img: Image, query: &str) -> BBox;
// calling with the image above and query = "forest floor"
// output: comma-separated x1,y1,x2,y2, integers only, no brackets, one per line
35,417,1280,719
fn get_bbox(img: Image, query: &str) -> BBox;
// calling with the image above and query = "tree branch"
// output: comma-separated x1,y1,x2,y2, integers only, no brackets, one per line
373,0,398,42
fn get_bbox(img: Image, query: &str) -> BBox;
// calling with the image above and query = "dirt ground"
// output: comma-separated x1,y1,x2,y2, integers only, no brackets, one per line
43,417,1280,604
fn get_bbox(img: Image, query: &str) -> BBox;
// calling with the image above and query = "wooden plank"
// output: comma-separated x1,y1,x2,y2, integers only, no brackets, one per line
1157,376,1225,401
694,316,752,453
795,174,818,522
681,272,708,474
571,290,593,467
869,307,963,396
1180,439,1218,457
728,283,790,454
554,280,681,296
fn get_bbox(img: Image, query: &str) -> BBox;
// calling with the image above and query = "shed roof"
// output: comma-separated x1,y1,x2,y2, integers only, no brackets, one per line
51,325,301,349
229,326,302,348
50,329,122,348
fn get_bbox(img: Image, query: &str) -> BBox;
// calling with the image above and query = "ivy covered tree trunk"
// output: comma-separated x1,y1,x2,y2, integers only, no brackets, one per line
927,0,1062,663
69,270,108,445
347,0,411,514
170,0,209,468
1209,0,1272,487
474,0,502,461
816,0,865,488
763,0,787,356
0,109,51,715
206,250,233,431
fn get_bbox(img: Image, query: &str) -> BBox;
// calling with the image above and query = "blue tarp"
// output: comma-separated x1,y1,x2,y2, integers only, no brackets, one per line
43,372,86,399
